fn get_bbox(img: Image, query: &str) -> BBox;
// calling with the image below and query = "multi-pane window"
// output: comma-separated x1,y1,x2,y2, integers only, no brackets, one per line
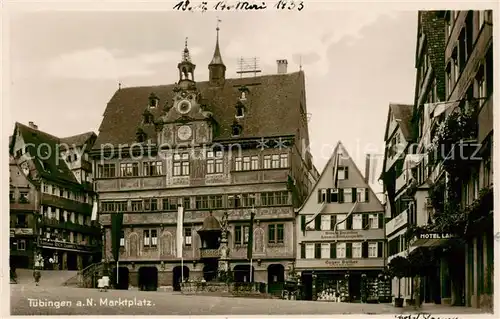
336,243,346,258
352,242,362,258
356,188,368,202
263,155,271,169
120,231,125,247
102,202,115,212
368,242,378,258
243,157,250,171
173,153,190,176
98,164,116,178
344,188,352,203
268,224,284,244
144,229,157,247
241,193,256,207
337,167,349,180
369,214,379,229
228,194,242,208
207,151,223,174
184,228,192,246
131,200,143,212
144,198,158,211
120,163,139,177
183,197,191,209
209,195,224,208
271,155,280,168
16,214,27,227
305,215,315,231
320,215,330,230
251,156,259,170
280,154,288,168
305,243,315,259
234,225,249,245
143,161,163,176
476,65,487,100
352,214,362,230
43,183,49,193
19,191,29,203
17,239,26,251
321,243,330,259
195,196,209,209
163,198,178,211
261,191,289,206
235,157,243,171
336,214,347,230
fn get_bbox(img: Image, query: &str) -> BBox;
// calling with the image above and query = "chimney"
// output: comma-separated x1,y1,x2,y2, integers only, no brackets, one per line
28,121,38,130
277,59,288,74
365,154,371,184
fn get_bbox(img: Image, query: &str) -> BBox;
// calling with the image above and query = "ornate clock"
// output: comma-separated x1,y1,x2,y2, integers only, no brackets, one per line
177,125,192,141
177,100,192,114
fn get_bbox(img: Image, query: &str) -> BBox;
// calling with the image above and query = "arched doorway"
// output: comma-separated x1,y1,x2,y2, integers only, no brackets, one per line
111,267,130,290
267,264,285,294
203,260,218,282
172,266,190,291
138,267,158,291
233,265,254,283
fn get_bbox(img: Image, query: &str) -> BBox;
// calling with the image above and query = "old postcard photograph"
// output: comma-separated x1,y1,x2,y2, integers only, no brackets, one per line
2,0,497,317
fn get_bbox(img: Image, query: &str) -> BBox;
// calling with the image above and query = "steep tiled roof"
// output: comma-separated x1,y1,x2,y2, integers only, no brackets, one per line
10,123,94,186
389,103,413,140
60,132,96,149
94,71,305,149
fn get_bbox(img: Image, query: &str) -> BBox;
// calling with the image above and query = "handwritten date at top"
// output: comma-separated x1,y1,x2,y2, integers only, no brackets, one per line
172,0,304,12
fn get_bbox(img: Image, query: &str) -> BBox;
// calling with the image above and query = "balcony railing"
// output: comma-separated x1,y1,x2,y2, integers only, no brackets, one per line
200,248,220,259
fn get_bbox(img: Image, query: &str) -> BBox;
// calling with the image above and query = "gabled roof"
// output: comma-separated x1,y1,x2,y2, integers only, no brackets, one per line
60,132,97,150
93,71,305,149
297,141,384,213
384,103,413,141
9,122,94,186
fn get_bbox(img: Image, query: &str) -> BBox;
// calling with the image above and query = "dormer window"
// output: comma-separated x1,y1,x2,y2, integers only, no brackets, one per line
148,93,159,108
143,109,154,124
235,101,245,118
238,86,249,101
231,123,242,137
136,128,147,143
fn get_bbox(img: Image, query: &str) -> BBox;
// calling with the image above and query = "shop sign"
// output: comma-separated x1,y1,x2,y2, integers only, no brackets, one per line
321,231,363,240
38,238,94,252
325,259,359,267
418,232,455,240
11,228,34,236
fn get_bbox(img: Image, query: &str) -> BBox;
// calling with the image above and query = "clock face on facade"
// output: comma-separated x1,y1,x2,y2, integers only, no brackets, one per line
177,125,192,141
21,162,29,176
177,100,192,114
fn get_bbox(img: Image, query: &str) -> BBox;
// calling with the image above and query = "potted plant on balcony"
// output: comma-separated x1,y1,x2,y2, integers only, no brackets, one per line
388,256,409,307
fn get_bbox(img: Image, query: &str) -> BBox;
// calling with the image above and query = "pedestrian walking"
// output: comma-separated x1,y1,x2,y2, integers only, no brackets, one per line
33,269,41,286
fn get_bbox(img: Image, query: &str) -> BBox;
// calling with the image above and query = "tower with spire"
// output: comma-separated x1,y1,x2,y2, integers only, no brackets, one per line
208,19,226,87
177,37,196,90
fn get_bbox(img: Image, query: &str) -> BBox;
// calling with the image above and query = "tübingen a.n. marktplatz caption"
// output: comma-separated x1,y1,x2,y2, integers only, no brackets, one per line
8,6,493,317
173,0,304,12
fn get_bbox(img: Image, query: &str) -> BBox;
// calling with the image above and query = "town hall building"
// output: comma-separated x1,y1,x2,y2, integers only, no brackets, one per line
90,26,318,292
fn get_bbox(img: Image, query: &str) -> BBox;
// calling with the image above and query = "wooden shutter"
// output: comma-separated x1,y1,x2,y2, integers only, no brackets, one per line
317,189,322,203
362,214,369,229
352,188,357,202
301,215,306,231
346,243,352,258
326,188,332,203
346,215,353,230
378,213,384,229
338,189,344,203
330,242,336,258
301,243,306,258
345,167,349,179
315,215,321,230
365,188,370,202
330,215,337,230
378,242,383,258
362,241,368,258
315,243,321,259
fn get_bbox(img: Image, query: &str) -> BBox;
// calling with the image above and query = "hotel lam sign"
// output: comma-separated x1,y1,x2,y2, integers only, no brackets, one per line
418,233,455,239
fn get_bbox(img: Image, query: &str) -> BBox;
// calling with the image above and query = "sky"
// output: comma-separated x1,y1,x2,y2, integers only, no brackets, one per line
6,7,419,195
